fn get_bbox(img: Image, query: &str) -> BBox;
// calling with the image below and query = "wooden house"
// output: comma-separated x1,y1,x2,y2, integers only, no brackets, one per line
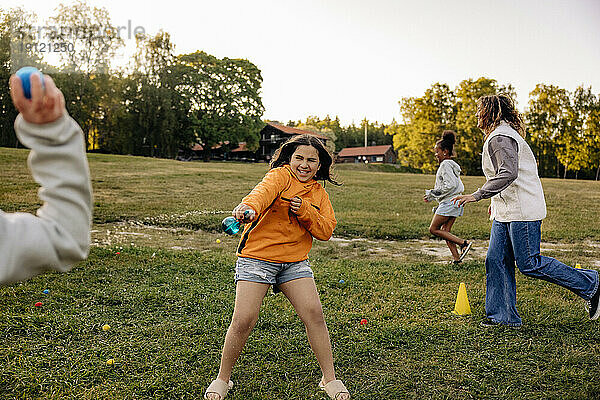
258,122,330,162
337,145,397,164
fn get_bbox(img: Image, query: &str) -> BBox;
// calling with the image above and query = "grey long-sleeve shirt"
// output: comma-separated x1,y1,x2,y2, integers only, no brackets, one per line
472,135,519,201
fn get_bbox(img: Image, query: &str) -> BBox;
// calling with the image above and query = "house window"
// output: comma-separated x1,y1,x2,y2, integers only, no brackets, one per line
376,156,383,162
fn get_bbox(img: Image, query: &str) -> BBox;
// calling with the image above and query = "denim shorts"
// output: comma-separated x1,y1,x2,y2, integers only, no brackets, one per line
435,200,464,217
235,257,314,292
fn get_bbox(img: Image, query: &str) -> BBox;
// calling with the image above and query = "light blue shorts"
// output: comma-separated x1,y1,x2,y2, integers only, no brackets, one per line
434,200,464,217
235,257,314,293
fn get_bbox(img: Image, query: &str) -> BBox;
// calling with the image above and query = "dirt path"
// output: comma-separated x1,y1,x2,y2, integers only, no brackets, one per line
91,222,600,267
327,236,600,266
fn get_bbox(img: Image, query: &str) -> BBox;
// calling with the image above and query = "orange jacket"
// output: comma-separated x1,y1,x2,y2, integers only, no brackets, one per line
237,165,336,263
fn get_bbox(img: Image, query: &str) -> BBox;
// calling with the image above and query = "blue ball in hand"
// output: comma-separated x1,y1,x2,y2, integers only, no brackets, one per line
15,66,45,99
222,210,252,235
222,216,242,235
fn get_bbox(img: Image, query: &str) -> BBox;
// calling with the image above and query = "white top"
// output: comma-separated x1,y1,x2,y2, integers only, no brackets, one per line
482,121,546,222
425,159,464,203
0,113,93,284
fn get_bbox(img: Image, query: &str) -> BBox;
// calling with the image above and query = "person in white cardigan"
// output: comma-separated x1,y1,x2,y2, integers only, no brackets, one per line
0,72,92,285
453,94,599,326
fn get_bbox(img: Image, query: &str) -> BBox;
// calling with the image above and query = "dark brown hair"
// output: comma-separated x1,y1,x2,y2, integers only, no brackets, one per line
270,134,341,186
477,93,525,138
435,130,456,157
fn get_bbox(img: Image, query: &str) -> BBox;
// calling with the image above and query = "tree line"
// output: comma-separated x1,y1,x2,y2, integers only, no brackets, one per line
386,78,600,179
286,115,392,153
1,5,598,179
0,4,264,160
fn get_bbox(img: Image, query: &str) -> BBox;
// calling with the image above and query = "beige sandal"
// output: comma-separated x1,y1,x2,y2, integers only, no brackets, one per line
204,379,234,400
319,378,350,399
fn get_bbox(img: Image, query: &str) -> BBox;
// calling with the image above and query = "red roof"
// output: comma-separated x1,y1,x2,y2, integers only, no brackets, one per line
266,122,330,141
192,141,249,152
231,142,248,152
191,141,230,151
338,145,393,157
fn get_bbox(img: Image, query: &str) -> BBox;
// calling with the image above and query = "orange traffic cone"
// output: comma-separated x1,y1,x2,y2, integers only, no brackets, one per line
452,282,471,315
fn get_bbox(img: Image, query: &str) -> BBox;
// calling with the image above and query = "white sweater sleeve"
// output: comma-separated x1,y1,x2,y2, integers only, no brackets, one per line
0,113,93,285
426,162,459,201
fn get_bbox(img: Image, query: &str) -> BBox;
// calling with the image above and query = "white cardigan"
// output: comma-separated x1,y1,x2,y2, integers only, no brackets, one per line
482,122,546,222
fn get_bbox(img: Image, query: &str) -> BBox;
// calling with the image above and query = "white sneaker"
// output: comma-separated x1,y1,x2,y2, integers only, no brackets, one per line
458,241,472,262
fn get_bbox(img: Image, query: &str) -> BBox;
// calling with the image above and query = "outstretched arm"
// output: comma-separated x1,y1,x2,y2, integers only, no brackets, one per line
0,74,93,284
453,136,518,207
471,135,518,201
235,168,288,222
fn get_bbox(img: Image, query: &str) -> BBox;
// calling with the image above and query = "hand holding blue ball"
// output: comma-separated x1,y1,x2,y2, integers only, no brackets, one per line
10,69,65,125
15,67,45,99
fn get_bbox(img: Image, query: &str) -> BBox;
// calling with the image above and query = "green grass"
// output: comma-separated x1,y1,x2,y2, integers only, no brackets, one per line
2,148,600,241
1,148,599,399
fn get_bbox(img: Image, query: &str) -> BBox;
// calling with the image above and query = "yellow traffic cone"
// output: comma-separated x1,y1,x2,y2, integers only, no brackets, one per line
452,282,471,315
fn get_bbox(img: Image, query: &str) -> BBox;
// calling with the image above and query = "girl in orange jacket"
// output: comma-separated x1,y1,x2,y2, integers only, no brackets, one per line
205,134,350,400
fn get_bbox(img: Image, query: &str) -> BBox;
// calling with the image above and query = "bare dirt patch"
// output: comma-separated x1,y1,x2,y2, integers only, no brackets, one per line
91,221,600,267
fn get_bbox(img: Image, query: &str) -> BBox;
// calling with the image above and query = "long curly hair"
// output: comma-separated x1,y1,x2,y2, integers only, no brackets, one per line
477,94,525,138
270,134,341,186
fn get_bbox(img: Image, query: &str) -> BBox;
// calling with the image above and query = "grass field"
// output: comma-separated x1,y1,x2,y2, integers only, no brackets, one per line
1,148,600,399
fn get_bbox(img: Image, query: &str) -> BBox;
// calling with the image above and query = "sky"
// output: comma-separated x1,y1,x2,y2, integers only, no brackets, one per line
5,0,600,125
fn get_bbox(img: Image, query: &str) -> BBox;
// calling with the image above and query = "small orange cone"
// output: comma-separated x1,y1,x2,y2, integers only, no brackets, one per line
452,282,471,315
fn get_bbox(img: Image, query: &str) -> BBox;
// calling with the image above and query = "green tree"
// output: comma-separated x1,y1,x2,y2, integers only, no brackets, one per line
454,78,516,175
525,84,570,178
586,103,600,180
48,1,124,149
304,115,344,152
179,51,264,161
92,72,131,154
114,32,193,158
295,115,390,152
359,119,391,149
563,86,597,178
335,121,362,150
0,7,44,147
389,83,456,172
295,122,336,154
48,1,123,74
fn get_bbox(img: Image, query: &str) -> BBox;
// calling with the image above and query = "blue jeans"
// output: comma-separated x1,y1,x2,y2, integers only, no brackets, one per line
485,220,599,326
